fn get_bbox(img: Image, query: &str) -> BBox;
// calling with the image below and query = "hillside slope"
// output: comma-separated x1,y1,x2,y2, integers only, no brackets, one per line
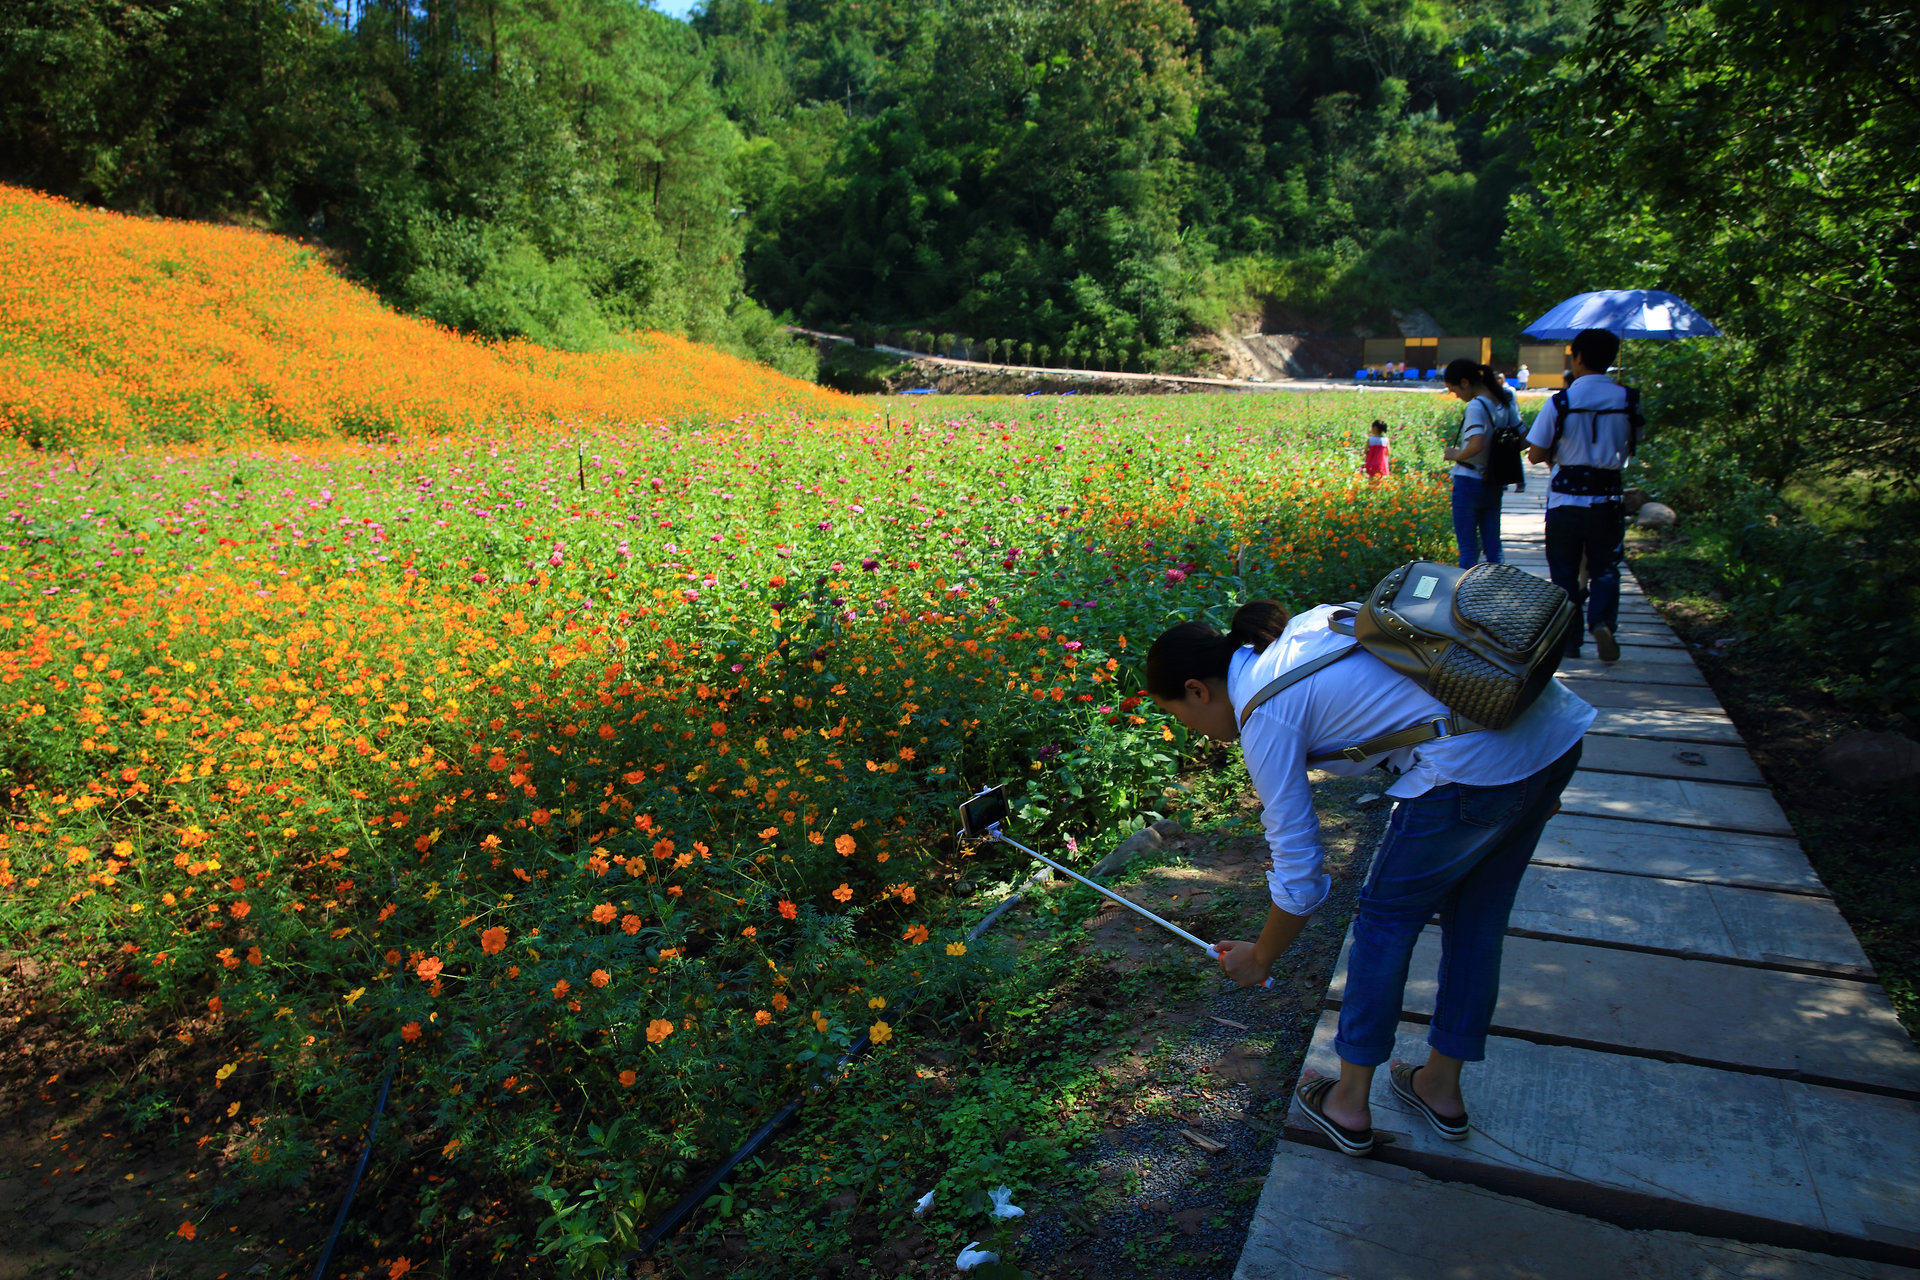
0,186,845,448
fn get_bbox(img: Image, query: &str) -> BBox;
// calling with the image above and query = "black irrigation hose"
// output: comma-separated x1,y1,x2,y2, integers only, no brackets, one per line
604,864,1055,1275
310,1061,398,1280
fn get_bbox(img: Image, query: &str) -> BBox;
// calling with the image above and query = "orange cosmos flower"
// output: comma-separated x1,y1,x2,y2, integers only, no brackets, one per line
401,1022,421,1042
903,924,929,945
531,809,552,826
552,979,570,999
619,1069,637,1087
754,1009,772,1026
480,926,507,955
229,900,250,918
772,992,788,1012
177,1221,197,1241
777,899,797,920
590,969,611,988
740,926,757,938
831,883,853,903
652,838,675,860
621,913,642,934
590,903,616,923
646,1018,674,1044
416,956,443,983
834,834,856,857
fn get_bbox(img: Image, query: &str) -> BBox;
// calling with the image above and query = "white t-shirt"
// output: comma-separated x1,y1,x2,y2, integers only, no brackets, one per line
1366,434,1387,448
1451,396,1517,479
1228,605,1596,915
1525,374,1633,508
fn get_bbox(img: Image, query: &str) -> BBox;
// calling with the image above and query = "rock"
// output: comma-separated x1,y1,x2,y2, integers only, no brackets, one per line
1091,826,1162,877
1179,1128,1227,1154
1352,792,1385,810
1817,730,1920,792
1149,817,1184,838
1621,487,1651,514
1636,501,1678,528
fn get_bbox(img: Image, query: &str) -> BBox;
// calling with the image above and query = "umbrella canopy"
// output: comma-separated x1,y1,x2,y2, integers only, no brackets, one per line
1521,290,1721,341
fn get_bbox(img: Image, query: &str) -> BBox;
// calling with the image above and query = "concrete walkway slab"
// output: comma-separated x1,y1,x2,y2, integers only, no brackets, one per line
1574,734,1768,785
1534,813,1826,895
1285,1016,1920,1265
1324,930,1920,1094
1235,1142,1920,1280
1558,678,1727,714
1558,770,1796,836
1510,865,1873,976
1561,657,1710,687
1586,706,1745,743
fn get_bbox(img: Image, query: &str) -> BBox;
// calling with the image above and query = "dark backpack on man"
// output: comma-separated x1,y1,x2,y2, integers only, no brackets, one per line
1236,561,1573,761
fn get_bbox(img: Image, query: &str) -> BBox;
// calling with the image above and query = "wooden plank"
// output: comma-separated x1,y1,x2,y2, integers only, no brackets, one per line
1234,1142,1918,1280
1286,1015,1920,1260
1534,813,1825,895
1511,866,1872,975
1559,770,1795,836
1574,735,1767,785
1585,706,1744,744
1324,931,1920,1094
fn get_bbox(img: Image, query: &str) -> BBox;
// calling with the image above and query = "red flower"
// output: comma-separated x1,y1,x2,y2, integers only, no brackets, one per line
777,899,797,920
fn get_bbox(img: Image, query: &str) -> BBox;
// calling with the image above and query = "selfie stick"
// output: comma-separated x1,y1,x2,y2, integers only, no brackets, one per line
977,824,1274,990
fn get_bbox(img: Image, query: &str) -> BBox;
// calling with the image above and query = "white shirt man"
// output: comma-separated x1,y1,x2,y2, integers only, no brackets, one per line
1524,331,1636,661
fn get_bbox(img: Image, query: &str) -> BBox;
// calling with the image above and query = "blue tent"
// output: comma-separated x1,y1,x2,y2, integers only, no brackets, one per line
1522,290,1720,340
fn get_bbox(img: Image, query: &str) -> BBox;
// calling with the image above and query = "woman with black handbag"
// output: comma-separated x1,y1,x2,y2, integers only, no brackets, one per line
1441,359,1522,565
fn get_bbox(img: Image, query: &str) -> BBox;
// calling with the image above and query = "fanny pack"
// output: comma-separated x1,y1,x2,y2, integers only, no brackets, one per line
1551,465,1624,497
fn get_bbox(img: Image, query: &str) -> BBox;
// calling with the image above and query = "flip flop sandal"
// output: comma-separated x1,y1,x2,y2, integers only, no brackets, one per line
1390,1063,1470,1141
1294,1075,1374,1157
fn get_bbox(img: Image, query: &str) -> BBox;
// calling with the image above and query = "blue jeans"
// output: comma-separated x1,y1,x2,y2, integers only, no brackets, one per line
1544,502,1625,654
1334,742,1583,1067
1451,474,1502,567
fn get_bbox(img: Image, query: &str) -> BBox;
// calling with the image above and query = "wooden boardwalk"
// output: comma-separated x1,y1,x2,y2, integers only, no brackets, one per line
1235,469,1920,1279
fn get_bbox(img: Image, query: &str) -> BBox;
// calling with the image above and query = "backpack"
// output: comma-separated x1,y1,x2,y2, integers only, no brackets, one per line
1236,561,1573,762
1456,396,1523,487
1483,397,1526,489
1545,385,1644,497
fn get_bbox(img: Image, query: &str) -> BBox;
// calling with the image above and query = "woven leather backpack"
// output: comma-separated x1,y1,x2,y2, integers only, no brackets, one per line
1237,562,1573,762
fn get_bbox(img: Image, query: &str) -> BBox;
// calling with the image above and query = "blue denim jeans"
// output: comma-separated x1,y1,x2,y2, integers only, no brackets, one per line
1334,741,1583,1067
1451,474,1502,567
1544,502,1625,654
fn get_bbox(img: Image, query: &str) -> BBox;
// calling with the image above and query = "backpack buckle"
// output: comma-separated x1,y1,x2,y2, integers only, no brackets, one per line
1428,716,1455,740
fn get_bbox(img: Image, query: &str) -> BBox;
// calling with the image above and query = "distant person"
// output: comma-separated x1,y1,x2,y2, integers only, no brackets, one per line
1363,420,1391,478
1441,359,1520,566
1526,328,1642,663
1515,363,1530,389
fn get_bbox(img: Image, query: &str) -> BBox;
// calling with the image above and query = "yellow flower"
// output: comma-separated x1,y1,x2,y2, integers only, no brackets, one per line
869,1020,893,1045
214,1063,237,1085
946,942,967,957
343,987,366,1006
867,996,886,1010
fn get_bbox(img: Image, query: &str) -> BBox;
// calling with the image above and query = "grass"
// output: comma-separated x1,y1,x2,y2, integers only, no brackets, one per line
1626,523,1920,1031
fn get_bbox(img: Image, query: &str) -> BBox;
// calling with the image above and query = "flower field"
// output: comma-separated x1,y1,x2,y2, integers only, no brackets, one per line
0,189,1465,1276
0,185,841,447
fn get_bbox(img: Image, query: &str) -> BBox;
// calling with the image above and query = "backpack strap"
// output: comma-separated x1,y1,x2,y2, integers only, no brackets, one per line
1549,389,1572,450
1236,641,1483,764
1237,644,1358,730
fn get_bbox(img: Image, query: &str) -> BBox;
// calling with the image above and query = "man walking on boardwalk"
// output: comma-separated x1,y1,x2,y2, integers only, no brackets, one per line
1527,328,1639,663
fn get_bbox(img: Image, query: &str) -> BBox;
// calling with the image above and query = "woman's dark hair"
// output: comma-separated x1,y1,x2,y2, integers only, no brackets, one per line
1145,600,1291,699
1443,357,1514,407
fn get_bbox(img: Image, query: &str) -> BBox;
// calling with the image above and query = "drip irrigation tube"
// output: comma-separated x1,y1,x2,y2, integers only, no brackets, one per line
310,1062,397,1280
604,864,1055,1275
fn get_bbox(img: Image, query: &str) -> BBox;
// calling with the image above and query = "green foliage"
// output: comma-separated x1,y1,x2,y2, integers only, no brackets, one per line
0,0,812,368
1504,0,1920,709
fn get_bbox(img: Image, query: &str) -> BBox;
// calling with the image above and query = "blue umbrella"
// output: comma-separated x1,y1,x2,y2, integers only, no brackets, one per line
1521,289,1720,340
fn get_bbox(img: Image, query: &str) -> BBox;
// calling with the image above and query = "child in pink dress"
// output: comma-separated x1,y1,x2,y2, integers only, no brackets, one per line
1363,420,1391,478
